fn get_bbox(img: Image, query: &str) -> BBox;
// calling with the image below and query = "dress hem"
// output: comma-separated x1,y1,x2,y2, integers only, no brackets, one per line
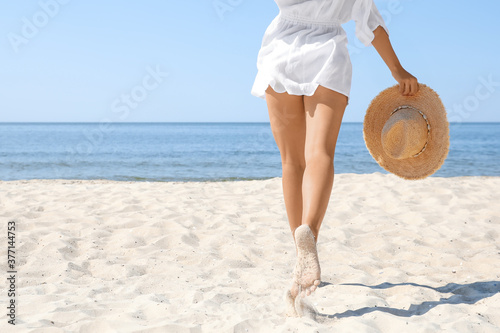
251,76,350,105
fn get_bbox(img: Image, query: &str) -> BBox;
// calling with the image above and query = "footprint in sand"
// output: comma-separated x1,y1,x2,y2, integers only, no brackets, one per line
286,225,321,316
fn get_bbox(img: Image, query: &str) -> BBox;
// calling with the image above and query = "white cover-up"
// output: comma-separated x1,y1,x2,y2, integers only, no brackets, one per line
251,0,388,101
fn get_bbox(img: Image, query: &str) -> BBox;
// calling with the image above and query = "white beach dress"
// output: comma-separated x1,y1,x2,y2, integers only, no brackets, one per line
251,0,388,101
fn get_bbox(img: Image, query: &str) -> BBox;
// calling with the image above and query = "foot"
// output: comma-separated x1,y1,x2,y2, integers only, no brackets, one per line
290,225,321,298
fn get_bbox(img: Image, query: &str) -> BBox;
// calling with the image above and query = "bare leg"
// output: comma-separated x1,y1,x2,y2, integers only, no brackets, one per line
265,87,306,237
265,85,347,304
290,86,347,299
301,85,347,240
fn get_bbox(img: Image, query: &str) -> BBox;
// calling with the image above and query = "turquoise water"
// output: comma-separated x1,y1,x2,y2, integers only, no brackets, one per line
0,122,498,181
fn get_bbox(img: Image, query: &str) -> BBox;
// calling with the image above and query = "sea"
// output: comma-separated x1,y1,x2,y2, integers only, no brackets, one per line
0,122,498,182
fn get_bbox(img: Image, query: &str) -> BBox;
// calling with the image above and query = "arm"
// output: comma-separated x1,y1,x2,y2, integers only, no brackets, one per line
371,26,419,96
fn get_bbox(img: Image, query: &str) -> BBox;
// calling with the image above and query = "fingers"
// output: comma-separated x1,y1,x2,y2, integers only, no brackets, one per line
408,78,419,95
400,82,410,96
399,78,419,96
393,67,419,96
412,80,420,94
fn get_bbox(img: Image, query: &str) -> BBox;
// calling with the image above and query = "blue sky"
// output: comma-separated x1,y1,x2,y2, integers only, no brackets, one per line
1,1,499,122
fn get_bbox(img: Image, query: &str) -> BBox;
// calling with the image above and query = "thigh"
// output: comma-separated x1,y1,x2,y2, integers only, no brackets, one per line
303,86,348,161
265,86,307,165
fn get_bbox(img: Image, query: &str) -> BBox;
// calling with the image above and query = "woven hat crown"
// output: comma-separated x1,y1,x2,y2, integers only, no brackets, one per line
381,106,429,160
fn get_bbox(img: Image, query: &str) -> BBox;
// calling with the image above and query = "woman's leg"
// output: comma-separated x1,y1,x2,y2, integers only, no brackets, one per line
265,87,306,237
302,86,347,241
290,86,347,298
266,85,347,301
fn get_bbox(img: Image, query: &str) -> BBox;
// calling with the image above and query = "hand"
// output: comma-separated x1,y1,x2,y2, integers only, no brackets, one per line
391,66,419,96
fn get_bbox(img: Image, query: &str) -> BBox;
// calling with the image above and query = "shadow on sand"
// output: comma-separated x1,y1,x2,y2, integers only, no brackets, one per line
315,280,500,319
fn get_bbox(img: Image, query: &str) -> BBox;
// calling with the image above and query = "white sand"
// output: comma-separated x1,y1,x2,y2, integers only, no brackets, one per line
1,173,499,332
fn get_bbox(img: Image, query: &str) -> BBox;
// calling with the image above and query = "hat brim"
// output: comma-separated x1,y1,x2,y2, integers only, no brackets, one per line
363,83,450,180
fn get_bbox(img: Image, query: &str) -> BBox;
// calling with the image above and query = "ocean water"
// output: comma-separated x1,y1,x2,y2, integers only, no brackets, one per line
0,122,498,181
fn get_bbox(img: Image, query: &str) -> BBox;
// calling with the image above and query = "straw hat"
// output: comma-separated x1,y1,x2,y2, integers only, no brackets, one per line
363,83,449,180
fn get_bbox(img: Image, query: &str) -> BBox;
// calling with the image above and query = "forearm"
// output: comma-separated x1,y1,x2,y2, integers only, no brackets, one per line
371,26,403,73
370,25,419,95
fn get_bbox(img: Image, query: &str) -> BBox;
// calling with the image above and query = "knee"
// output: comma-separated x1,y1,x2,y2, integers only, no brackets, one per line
304,150,335,167
281,155,306,172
